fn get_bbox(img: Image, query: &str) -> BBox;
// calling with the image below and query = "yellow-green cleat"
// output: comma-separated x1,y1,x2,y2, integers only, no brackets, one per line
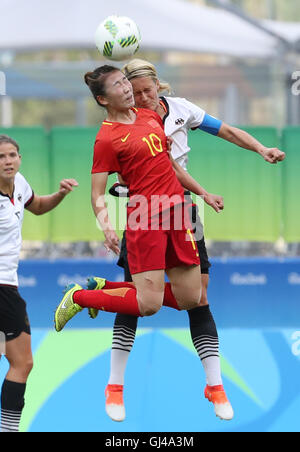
86,277,106,319
54,283,83,332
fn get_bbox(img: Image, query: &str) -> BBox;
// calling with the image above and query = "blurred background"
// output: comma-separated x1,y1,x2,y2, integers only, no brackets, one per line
0,0,300,433
1,0,300,258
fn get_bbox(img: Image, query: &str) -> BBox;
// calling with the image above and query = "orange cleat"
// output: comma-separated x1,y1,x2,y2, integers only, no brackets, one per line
204,385,234,420
105,384,126,422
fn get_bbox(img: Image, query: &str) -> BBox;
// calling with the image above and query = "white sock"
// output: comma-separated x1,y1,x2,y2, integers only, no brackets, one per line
109,318,137,386
108,348,130,385
202,356,223,387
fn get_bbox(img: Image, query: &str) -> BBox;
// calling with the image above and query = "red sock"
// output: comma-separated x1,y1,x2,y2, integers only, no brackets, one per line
101,282,180,310
74,288,141,316
163,283,180,310
104,280,134,290
100,281,179,310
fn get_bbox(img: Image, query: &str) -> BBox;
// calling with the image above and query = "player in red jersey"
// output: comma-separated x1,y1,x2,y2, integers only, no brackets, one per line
54,66,223,330
91,59,284,422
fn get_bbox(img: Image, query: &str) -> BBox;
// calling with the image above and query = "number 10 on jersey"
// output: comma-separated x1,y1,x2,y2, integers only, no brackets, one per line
142,133,163,157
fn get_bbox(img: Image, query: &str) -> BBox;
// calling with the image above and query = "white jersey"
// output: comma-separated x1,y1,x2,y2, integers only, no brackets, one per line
0,172,34,286
160,96,206,170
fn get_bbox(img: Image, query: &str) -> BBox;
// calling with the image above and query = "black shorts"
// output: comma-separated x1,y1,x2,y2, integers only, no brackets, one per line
0,286,31,342
117,198,211,281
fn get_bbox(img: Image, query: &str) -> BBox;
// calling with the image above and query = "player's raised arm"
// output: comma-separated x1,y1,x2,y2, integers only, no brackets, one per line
26,179,78,215
218,122,286,164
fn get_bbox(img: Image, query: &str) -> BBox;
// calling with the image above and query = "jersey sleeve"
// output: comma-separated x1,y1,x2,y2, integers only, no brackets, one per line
24,191,34,208
17,173,34,207
92,135,121,174
178,98,207,128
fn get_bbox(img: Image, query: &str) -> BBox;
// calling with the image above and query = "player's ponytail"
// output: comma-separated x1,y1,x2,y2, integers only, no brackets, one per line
84,71,95,86
84,65,119,107
122,59,172,94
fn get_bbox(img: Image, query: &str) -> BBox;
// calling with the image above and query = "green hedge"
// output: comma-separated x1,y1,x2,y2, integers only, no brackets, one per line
0,126,297,243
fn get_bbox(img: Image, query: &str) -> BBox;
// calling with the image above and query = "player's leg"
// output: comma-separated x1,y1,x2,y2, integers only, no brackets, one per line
102,228,165,421
165,206,202,310
1,332,33,432
55,267,165,331
107,233,138,382
166,264,202,310
105,313,137,422
76,268,164,317
2,330,32,434
187,233,233,420
131,269,165,315
109,247,138,387
187,200,224,385
0,287,33,432
82,267,164,422
187,236,222,387
168,201,233,420
55,228,167,331
106,234,139,421
105,270,165,421
104,265,165,422
87,232,135,317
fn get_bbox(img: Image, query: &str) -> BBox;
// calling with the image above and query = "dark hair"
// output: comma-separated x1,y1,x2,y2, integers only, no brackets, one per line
0,134,19,152
84,65,120,107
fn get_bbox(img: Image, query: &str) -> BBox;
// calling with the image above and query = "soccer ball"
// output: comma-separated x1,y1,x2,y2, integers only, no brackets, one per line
95,15,141,61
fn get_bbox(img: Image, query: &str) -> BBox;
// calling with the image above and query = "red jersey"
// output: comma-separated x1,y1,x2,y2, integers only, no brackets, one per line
92,108,184,204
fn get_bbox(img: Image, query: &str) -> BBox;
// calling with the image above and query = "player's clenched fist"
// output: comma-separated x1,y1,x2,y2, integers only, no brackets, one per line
260,148,285,164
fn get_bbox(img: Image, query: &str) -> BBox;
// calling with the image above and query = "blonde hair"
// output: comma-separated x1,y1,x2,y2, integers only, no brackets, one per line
122,59,172,94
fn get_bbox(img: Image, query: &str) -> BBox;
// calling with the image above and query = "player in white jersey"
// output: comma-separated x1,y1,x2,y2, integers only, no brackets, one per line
0,135,78,432
87,59,285,423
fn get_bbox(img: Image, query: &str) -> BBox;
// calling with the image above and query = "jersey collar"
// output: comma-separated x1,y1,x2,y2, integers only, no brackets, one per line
159,97,170,124
0,192,14,205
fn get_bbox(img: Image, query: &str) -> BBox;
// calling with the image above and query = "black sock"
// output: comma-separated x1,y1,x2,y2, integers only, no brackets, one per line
187,305,219,361
1,379,26,432
111,263,137,353
112,313,138,353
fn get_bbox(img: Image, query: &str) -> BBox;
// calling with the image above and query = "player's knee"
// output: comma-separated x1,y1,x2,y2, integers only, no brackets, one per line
21,355,33,376
181,287,202,310
136,287,164,316
200,274,209,306
138,295,162,317
10,357,33,380
23,359,33,378
140,302,162,317
187,295,201,310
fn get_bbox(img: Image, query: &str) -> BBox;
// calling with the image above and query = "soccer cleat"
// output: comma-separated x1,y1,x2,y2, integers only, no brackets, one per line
105,384,126,422
54,283,83,332
204,385,234,421
86,277,106,319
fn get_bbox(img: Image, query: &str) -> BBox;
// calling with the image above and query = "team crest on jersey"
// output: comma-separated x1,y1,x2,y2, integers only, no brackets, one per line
175,118,185,125
148,119,160,128
17,194,22,202
0,204,4,210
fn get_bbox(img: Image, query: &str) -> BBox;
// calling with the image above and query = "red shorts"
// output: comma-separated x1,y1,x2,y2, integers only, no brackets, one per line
126,203,200,275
